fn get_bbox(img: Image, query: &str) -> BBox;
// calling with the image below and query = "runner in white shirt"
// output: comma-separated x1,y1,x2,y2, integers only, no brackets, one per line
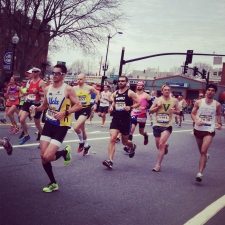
191,84,222,182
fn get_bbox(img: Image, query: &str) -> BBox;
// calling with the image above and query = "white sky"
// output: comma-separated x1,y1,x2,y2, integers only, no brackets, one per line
50,0,225,73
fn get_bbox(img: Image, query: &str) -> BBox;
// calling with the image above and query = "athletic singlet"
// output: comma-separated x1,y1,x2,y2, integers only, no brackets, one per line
131,92,148,116
27,79,42,102
154,96,174,127
178,100,184,111
8,85,19,106
90,92,96,105
74,85,91,108
114,89,133,117
100,91,111,107
46,83,72,127
19,87,27,105
194,98,217,132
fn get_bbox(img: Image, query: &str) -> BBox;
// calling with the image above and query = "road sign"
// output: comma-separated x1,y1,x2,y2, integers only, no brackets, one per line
57,61,66,65
110,74,119,79
3,51,12,70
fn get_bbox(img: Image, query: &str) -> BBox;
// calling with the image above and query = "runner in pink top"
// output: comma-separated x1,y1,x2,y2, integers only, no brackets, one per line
124,81,152,153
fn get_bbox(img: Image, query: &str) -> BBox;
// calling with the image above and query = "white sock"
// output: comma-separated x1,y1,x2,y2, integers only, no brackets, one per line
84,139,89,147
77,132,83,143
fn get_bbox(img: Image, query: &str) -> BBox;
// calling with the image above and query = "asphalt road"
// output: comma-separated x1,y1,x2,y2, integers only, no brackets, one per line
0,112,225,225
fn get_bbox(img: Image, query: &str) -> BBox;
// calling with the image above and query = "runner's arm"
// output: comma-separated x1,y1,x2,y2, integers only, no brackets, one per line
216,102,222,129
128,90,140,109
149,98,161,114
36,86,49,112
66,86,82,114
39,80,46,97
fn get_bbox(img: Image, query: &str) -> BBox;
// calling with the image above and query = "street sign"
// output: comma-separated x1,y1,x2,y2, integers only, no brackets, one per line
110,74,119,79
3,51,12,70
57,61,66,65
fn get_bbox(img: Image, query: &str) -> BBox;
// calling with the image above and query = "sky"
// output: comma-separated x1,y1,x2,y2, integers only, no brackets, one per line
50,0,225,74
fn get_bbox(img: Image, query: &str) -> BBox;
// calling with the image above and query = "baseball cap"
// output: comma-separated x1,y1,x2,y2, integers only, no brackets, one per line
32,67,41,72
26,69,33,73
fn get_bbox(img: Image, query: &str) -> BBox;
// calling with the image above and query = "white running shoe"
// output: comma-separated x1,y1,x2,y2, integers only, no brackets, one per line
196,173,203,182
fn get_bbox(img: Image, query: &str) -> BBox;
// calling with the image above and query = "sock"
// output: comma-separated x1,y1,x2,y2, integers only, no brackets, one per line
83,139,89,147
42,162,56,184
77,132,83,142
55,150,67,160
2,139,6,146
129,134,133,141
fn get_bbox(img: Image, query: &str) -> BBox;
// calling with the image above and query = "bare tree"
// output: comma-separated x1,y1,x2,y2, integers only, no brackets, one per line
0,0,126,79
170,66,182,75
70,60,84,75
193,62,213,72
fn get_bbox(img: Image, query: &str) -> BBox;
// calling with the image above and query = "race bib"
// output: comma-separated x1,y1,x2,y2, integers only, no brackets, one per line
157,113,169,124
46,108,57,121
115,102,125,111
90,99,95,104
78,95,86,105
200,115,212,127
20,96,25,101
9,95,15,101
27,94,36,101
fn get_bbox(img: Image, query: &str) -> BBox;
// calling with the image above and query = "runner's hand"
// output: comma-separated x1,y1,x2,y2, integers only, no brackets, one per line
91,104,97,111
195,119,204,126
54,111,66,120
215,123,222,130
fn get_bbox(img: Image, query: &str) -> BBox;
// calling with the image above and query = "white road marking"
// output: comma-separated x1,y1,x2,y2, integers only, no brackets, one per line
184,195,225,225
0,129,193,149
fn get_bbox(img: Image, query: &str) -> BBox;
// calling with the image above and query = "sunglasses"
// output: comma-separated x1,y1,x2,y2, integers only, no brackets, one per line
118,80,126,83
52,71,64,76
32,71,39,73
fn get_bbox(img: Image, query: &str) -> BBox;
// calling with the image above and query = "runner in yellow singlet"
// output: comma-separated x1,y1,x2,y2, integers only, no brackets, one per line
73,73,99,156
149,84,180,172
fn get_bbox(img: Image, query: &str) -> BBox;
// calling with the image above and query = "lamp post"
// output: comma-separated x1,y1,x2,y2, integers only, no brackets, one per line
11,33,19,76
100,31,123,92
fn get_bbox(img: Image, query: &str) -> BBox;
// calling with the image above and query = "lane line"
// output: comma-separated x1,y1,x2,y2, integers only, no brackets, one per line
184,195,225,225
0,129,193,150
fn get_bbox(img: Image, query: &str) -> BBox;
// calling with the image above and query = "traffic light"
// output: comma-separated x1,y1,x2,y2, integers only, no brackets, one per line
185,50,193,64
183,64,188,74
193,67,198,76
202,69,207,79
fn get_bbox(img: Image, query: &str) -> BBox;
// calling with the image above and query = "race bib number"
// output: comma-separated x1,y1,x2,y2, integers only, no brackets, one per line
133,108,141,113
90,99,95,104
115,102,125,111
46,108,57,121
27,94,36,101
78,95,86,105
9,95,15,101
200,115,212,127
157,113,169,123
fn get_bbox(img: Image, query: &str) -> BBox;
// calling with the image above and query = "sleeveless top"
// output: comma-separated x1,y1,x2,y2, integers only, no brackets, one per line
100,91,111,107
27,79,42,102
8,85,19,106
114,89,133,118
74,85,91,108
154,96,174,127
131,92,148,116
178,100,184,110
46,83,72,127
194,98,217,133
19,87,27,105
90,92,96,105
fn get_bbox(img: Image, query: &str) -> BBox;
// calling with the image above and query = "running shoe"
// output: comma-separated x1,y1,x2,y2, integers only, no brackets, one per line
77,142,84,153
36,132,41,141
3,137,13,155
129,144,136,158
101,124,104,127
196,173,203,182
19,135,30,145
115,137,120,143
13,127,20,134
123,146,130,153
0,118,6,124
43,183,59,193
102,159,113,169
164,143,169,155
152,165,161,172
178,124,181,128
83,145,91,156
10,125,15,133
191,131,194,135
19,131,25,139
144,133,149,145
64,145,72,165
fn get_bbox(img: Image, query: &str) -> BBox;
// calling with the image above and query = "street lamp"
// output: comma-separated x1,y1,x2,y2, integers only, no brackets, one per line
100,31,123,91
11,33,19,76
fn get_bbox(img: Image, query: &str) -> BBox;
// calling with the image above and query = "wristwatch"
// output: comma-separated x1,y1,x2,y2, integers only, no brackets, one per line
65,110,69,116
